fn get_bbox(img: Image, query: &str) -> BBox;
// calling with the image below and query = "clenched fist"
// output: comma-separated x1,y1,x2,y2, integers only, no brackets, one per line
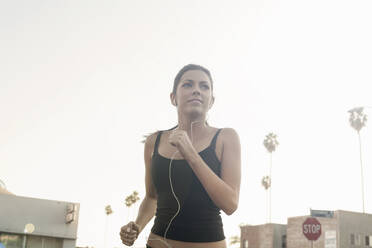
120,221,140,246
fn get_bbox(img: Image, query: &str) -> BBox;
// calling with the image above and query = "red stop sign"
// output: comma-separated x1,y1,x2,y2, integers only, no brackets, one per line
303,217,321,241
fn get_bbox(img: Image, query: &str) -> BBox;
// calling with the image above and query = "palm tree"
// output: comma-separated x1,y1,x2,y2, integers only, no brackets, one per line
125,191,140,220
263,133,279,223
229,235,240,248
105,205,113,215
348,107,368,213
261,176,271,190
104,205,113,248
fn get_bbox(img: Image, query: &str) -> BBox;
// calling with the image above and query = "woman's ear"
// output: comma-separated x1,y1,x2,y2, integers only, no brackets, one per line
170,92,177,106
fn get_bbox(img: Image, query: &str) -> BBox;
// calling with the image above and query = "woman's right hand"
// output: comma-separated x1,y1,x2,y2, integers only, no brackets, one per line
120,221,140,246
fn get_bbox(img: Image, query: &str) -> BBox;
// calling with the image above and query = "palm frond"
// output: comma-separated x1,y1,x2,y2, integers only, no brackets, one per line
348,107,367,132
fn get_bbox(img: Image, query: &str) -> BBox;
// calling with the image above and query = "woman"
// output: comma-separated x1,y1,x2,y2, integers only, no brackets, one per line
120,64,241,248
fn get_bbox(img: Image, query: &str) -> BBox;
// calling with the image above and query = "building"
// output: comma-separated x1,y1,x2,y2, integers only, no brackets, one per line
240,223,287,248
287,210,372,248
0,194,79,248
240,210,372,248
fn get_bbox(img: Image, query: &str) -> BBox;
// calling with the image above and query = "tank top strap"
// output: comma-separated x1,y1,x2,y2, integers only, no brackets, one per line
153,131,163,155
210,128,223,149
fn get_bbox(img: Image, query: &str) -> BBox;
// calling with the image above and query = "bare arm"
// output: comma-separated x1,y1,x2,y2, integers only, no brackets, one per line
120,133,159,246
172,128,241,215
134,132,158,233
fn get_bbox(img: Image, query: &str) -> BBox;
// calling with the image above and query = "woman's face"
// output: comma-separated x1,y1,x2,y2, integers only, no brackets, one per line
171,69,214,117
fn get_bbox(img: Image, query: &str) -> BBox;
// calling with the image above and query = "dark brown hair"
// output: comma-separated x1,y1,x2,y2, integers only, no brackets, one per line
172,64,214,95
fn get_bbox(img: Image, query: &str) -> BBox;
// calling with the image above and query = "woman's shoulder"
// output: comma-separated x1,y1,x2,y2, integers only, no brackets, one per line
143,126,176,146
219,127,239,135
154,126,178,137
218,127,240,143
212,127,240,162
143,131,160,148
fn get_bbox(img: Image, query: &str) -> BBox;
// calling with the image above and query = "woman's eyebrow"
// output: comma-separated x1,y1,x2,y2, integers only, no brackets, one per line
183,79,208,84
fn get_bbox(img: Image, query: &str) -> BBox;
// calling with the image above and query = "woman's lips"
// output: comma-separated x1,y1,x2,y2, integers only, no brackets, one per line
188,99,203,103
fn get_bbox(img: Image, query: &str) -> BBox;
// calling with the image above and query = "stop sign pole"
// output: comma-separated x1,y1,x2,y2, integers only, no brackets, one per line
303,217,322,248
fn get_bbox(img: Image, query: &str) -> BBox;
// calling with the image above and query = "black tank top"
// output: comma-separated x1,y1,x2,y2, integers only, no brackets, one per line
150,128,225,242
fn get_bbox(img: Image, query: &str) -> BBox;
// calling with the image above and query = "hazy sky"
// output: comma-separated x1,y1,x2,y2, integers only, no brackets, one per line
1,0,372,247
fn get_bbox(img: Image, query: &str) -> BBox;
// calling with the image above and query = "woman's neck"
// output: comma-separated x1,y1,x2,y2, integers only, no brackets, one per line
177,115,208,139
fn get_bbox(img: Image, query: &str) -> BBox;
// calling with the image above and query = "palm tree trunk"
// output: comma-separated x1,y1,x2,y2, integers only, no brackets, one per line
266,189,269,223
269,153,272,223
104,215,108,248
127,206,130,223
358,131,365,213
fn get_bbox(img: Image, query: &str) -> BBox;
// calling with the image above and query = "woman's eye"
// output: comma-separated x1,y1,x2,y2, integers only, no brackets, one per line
201,84,210,89
182,83,192,87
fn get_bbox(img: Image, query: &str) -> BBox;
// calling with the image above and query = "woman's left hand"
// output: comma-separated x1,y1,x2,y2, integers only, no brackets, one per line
168,129,196,157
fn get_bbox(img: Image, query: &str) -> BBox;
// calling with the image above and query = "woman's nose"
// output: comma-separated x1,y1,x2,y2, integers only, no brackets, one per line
192,86,201,95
